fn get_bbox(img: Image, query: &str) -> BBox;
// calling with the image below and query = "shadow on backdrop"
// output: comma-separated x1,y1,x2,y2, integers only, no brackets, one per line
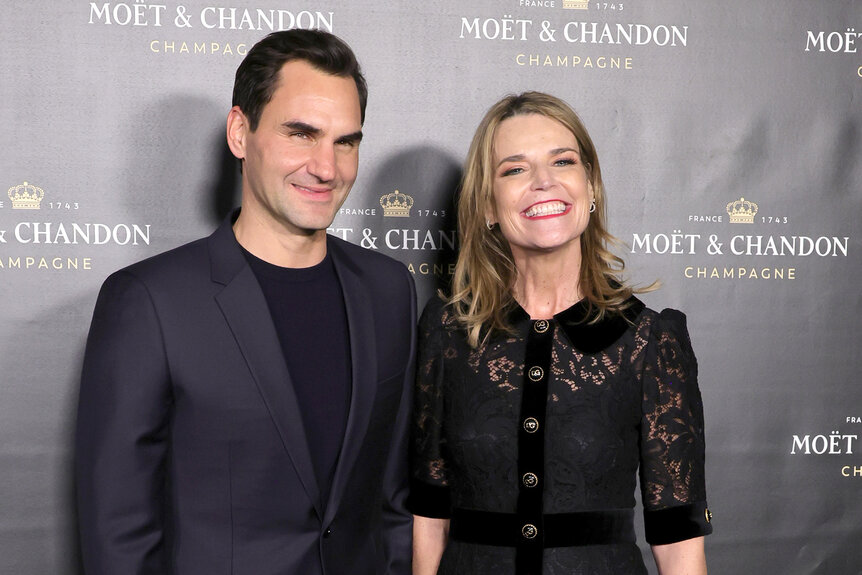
119,95,240,242
209,132,241,224
364,145,462,307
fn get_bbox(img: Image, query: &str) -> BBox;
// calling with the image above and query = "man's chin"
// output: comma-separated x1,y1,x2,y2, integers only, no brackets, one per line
291,215,340,236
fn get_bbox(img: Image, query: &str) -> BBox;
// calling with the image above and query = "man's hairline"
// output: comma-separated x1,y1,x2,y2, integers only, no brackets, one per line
242,56,365,134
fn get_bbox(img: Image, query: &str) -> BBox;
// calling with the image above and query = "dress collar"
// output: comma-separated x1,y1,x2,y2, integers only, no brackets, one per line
510,296,645,354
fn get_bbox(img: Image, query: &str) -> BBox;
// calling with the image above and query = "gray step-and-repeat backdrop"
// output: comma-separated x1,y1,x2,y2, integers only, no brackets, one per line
2,1,860,573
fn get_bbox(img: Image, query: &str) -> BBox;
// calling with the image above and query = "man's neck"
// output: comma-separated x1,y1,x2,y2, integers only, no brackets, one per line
232,211,328,268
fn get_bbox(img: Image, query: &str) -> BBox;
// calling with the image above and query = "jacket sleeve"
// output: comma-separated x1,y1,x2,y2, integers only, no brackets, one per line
380,267,417,575
75,270,172,574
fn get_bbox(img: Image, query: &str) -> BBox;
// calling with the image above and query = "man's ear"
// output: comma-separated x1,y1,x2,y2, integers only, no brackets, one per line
226,106,248,160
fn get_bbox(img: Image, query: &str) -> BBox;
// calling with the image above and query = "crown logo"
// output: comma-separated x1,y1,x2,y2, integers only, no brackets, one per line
8,181,45,210
725,197,758,224
562,0,589,9
379,190,414,218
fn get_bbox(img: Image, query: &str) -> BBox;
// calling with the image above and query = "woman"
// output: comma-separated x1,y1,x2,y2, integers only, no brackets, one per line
408,92,712,575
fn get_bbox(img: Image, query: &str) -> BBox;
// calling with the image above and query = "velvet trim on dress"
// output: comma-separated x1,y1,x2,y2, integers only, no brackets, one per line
644,501,712,545
510,296,646,354
407,479,452,518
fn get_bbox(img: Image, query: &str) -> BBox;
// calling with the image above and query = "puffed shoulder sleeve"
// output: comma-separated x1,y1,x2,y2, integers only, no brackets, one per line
406,297,452,519
639,309,712,545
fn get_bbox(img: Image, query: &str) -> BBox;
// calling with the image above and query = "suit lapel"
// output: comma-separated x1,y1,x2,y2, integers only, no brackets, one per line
209,215,322,517
324,239,378,524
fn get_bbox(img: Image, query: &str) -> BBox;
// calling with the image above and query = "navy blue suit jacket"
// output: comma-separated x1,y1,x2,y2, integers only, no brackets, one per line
76,213,416,574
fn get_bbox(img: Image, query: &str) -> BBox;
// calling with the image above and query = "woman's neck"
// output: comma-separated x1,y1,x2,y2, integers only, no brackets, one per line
511,242,582,319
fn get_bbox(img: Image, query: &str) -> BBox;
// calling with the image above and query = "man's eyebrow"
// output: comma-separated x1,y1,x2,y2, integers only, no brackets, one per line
283,121,321,135
337,130,363,144
283,121,362,144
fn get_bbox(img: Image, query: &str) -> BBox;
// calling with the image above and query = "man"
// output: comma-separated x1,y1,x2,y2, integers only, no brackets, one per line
76,30,415,574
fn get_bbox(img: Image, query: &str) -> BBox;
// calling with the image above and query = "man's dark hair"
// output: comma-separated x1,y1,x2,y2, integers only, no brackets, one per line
233,29,368,131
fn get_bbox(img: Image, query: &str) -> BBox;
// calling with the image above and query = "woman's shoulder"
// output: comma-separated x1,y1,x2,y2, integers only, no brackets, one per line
639,305,689,330
634,304,696,361
419,294,460,332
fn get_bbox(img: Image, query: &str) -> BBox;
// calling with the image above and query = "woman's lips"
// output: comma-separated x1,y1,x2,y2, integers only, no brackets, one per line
523,200,571,219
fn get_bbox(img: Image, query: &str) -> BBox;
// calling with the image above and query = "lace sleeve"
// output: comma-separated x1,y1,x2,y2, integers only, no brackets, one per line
406,297,452,518
639,309,712,544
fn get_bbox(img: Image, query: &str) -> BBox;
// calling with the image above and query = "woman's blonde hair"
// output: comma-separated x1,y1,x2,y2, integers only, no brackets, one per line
449,91,646,347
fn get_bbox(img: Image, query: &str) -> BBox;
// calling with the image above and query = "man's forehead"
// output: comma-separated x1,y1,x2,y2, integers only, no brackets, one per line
265,61,361,125
273,60,357,98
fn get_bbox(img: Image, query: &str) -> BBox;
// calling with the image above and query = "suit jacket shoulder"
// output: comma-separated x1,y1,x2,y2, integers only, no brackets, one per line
114,236,209,282
326,233,415,300
105,213,244,299
327,233,409,274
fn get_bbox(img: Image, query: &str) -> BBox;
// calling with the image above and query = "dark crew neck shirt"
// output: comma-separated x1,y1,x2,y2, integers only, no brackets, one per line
242,247,352,506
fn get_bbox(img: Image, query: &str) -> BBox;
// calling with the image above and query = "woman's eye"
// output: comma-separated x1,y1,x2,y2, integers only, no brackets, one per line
501,167,523,177
555,158,576,166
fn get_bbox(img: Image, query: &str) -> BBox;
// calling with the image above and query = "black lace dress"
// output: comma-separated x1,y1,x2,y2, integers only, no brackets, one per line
408,296,712,574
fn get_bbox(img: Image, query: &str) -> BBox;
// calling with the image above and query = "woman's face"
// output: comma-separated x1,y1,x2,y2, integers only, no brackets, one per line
489,113,593,259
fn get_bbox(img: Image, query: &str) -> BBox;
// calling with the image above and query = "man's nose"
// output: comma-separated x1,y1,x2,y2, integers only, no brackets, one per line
307,142,336,182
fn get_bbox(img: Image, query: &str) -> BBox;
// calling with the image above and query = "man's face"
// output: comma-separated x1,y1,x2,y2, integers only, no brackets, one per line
230,60,363,239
